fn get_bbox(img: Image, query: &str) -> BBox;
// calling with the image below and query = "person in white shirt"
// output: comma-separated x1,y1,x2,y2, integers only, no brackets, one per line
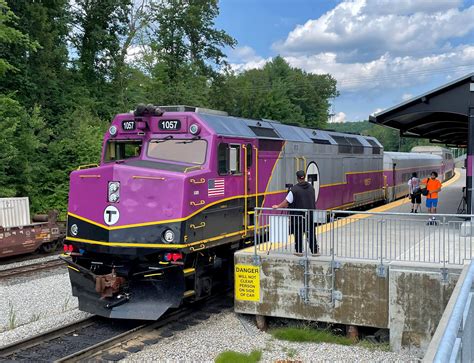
408,172,421,213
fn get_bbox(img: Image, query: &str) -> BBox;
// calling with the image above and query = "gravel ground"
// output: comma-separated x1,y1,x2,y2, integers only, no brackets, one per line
0,254,61,271
122,311,421,362
0,269,91,347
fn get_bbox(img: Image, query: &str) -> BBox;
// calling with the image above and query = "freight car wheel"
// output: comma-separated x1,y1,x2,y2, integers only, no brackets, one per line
39,241,56,253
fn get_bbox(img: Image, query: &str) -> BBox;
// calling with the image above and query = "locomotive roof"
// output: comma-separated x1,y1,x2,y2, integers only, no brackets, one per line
196,112,382,148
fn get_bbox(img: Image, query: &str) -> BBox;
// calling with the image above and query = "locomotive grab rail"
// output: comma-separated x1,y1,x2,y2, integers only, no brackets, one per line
184,165,203,173
190,178,206,184
294,156,307,173
190,200,205,206
77,163,99,170
243,144,248,237
190,244,206,252
79,175,101,179
132,175,166,180
189,222,206,229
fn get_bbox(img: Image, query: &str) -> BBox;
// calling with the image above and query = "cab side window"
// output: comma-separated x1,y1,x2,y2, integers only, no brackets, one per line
218,143,241,175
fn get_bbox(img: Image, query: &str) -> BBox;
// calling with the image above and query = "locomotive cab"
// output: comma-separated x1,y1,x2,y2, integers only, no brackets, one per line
65,106,248,320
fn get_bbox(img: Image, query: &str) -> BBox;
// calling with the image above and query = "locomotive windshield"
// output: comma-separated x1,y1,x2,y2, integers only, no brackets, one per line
147,139,207,165
104,140,142,162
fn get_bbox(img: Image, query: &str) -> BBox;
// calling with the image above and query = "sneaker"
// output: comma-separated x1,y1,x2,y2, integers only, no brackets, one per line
293,252,303,257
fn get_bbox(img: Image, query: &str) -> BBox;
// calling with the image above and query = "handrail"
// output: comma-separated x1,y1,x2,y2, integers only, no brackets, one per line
79,175,101,179
190,178,206,184
243,145,248,237
77,164,99,170
132,176,165,180
254,146,259,209
190,222,206,229
255,207,474,218
190,200,205,206
184,165,202,173
431,261,474,362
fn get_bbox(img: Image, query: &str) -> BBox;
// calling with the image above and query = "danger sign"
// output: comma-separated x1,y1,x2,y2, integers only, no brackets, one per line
235,264,260,301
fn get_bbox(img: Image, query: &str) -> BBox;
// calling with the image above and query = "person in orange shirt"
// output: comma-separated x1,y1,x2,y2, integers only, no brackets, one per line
422,171,442,222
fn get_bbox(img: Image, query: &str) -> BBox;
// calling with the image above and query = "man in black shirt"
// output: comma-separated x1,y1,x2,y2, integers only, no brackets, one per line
272,170,319,255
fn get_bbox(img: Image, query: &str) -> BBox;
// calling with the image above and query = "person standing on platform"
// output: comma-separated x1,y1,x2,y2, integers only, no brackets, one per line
408,172,421,213
272,170,319,256
422,171,442,224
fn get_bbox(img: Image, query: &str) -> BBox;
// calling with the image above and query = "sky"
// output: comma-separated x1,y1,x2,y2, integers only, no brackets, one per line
215,0,474,123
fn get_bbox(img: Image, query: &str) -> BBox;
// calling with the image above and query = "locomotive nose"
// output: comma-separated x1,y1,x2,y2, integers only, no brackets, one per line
67,163,186,251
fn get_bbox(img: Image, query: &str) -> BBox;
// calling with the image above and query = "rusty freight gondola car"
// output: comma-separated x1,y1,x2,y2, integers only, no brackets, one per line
0,197,65,258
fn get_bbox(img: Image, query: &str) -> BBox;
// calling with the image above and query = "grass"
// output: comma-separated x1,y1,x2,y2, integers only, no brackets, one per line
270,327,390,352
271,327,353,345
215,350,262,363
29,312,42,323
358,340,391,352
8,301,17,330
62,297,71,312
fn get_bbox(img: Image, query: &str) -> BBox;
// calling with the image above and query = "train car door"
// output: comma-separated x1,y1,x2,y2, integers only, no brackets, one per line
202,140,246,238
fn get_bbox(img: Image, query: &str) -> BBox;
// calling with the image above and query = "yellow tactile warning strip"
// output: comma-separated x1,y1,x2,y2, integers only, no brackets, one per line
240,169,462,254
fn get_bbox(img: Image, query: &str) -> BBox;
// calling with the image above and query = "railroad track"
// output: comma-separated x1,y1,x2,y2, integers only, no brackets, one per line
0,258,65,279
0,293,232,362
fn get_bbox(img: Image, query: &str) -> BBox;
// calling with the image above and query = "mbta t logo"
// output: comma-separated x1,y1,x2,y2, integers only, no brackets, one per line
103,206,120,226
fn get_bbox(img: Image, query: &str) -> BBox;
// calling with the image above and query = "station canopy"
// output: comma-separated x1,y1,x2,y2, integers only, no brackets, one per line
369,73,474,148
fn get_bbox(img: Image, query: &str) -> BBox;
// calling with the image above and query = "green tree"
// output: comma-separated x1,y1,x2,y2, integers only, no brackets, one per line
42,108,107,212
2,0,68,121
71,0,132,117
211,57,338,128
143,0,236,105
0,0,38,78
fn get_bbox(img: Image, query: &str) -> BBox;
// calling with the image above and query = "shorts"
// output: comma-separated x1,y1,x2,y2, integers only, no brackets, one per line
410,193,421,204
426,198,438,209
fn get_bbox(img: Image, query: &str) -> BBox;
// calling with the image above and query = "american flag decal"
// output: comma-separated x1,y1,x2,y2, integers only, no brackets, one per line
208,178,225,197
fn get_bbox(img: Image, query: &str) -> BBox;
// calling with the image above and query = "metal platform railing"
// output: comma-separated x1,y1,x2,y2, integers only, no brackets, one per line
424,260,474,362
254,208,474,266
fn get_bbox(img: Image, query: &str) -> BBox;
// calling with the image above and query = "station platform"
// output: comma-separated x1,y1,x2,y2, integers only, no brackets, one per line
234,169,470,354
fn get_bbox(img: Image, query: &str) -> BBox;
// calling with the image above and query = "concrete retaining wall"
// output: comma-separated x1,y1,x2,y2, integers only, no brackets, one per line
234,251,462,352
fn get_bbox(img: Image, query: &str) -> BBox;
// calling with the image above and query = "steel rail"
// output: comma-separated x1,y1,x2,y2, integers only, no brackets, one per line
0,317,96,358
0,259,65,279
56,293,229,363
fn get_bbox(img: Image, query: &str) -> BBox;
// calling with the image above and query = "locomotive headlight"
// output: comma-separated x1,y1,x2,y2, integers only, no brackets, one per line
108,182,120,203
163,229,175,243
189,123,200,135
109,125,118,136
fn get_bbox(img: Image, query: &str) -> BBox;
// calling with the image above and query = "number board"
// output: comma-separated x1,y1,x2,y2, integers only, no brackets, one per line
122,120,136,131
158,119,181,131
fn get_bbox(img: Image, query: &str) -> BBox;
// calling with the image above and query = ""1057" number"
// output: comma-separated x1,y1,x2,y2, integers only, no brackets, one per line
159,120,181,130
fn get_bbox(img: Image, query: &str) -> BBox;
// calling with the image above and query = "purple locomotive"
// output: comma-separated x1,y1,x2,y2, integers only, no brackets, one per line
63,105,454,320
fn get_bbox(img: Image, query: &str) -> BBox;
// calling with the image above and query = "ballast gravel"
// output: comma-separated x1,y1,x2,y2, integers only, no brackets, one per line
0,268,91,347
122,311,421,362
0,254,61,271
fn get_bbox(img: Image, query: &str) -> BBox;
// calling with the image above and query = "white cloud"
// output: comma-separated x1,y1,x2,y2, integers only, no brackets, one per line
283,45,474,91
371,107,384,116
228,1,474,95
402,93,413,101
330,111,347,123
228,46,271,72
273,0,474,62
